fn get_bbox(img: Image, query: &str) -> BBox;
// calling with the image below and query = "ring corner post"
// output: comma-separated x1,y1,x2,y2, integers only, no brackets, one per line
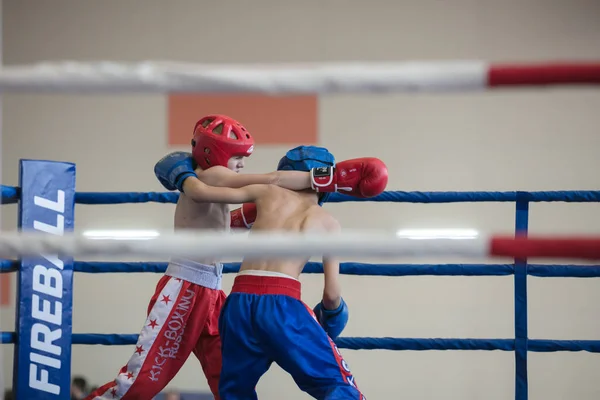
13,159,76,400
514,192,529,400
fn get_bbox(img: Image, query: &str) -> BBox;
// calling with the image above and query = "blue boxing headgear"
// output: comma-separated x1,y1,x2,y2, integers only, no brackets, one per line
277,145,335,205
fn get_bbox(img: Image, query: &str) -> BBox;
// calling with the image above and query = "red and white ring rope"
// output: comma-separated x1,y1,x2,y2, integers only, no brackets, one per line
0,61,598,94
0,232,598,260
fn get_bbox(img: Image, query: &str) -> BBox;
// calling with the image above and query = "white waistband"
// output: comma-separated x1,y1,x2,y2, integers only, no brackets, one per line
238,269,299,281
166,258,223,289
169,257,219,269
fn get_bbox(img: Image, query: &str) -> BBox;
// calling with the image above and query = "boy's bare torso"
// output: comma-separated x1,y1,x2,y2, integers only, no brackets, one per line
173,168,230,265
174,194,229,265
240,186,336,279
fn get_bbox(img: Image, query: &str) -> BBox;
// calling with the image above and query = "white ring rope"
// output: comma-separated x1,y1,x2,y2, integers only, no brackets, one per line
0,60,598,94
0,61,487,93
0,231,490,259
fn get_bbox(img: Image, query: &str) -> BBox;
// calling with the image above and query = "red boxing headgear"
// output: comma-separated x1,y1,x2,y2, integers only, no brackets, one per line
191,114,255,170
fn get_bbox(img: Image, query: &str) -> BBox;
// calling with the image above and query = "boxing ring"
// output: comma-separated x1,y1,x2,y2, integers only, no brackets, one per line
2,166,600,399
0,60,599,400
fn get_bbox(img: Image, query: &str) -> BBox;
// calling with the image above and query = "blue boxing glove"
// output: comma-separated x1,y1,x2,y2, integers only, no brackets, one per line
313,298,349,340
154,151,197,193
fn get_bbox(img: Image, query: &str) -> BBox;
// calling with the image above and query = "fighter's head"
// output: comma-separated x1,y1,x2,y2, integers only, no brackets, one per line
191,115,255,173
277,145,335,206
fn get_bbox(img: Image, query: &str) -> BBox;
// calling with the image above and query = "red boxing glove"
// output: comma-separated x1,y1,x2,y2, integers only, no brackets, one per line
230,203,257,229
311,158,388,198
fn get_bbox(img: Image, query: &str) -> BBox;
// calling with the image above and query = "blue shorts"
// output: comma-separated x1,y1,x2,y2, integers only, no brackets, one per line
218,273,365,400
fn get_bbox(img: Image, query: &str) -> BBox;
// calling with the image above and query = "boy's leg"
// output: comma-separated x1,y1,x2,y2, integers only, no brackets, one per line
257,297,365,400
85,276,209,400
193,289,226,399
218,293,273,400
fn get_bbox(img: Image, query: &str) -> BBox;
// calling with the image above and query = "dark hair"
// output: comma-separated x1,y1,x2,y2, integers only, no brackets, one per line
72,376,87,390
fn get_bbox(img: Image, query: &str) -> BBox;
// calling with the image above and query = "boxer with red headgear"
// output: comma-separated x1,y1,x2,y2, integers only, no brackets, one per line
87,115,310,400
87,115,388,400
191,115,255,171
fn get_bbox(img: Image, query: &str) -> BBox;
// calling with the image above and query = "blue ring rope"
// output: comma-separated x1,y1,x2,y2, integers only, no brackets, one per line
2,332,599,353
73,190,600,204
0,185,19,204
3,185,600,204
3,260,600,277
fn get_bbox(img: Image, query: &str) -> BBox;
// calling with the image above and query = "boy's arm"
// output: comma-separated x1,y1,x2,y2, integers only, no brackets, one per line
199,166,311,191
313,219,349,340
315,253,348,342
154,151,270,204
321,218,342,309
202,157,391,198
181,179,269,205
321,257,342,310
155,151,389,201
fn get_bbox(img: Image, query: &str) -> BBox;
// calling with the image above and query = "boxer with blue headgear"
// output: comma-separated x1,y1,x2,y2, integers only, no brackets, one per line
276,145,336,205
217,145,388,399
